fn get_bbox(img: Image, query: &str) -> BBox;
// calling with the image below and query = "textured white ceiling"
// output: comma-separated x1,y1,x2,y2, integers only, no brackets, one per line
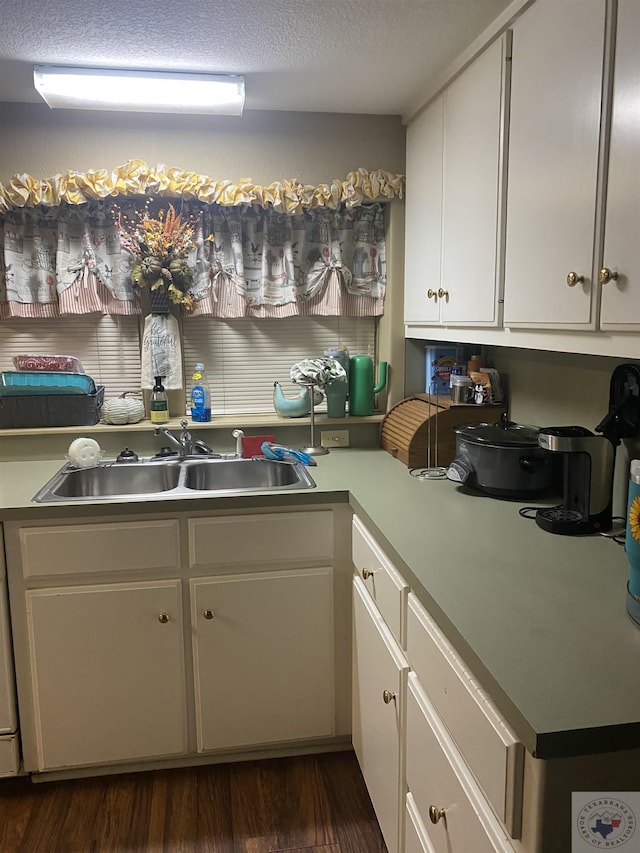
0,0,513,116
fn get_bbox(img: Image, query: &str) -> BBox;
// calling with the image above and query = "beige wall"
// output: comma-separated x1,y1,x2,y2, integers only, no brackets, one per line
488,346,639,514
0,103,405,187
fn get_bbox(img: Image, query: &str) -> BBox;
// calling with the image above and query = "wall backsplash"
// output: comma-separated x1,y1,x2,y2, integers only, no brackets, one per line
489,346,640,516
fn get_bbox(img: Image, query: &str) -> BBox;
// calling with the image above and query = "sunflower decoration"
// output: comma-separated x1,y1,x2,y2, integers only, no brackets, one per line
118,203,197,309
629,495,640,543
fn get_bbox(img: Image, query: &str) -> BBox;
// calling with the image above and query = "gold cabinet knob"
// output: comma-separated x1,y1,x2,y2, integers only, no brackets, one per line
362,568,374,580
437,288,449,299
599,267,619,285
158,613,170,624
429,804,446,824
382,689,396,704
203,609,215,620
566,271,584,287
427,288,437,300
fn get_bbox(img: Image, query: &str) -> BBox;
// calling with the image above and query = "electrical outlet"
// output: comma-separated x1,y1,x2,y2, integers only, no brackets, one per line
321,429,350,448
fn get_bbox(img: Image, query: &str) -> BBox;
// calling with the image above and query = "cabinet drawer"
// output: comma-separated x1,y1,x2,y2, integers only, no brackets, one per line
406,594,523,836
352,516,408,646
15,519,180,579
405,793,436,853
0,734,20,776
406,674,514,853
190,511,333,569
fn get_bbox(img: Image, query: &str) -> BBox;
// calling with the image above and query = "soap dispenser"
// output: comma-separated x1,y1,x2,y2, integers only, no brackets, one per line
150,376,169,424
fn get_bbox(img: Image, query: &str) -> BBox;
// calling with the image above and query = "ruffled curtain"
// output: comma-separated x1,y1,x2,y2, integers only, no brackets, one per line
0,202,138,318
189,203,386,318
0,160,403,319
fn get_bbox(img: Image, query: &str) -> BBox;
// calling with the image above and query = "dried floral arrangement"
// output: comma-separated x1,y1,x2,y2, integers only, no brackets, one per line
118,203,197,309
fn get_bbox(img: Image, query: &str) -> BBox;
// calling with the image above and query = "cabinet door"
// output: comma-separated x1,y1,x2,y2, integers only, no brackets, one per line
192,567,334,751
405,95,444,324
25,580,187,771
440,35,509,326
599,0,640,330
503,0,606,328
353,575,409,853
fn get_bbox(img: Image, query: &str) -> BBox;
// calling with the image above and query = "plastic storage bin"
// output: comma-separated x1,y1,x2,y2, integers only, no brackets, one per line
0,372,96,396
0,386,105,428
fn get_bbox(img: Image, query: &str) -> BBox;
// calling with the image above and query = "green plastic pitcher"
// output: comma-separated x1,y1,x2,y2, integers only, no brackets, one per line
348,356,388,416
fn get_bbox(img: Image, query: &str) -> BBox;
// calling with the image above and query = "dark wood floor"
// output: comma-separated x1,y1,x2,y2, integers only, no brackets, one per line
0,750,387,853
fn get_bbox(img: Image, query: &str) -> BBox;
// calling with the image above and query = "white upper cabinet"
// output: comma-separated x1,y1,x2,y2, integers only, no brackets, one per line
405,34,510,327
404,94,444,325
503,0,607,329
599,0,640,330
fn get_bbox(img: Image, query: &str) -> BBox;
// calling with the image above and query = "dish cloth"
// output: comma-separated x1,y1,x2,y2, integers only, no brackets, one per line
141,314,183,389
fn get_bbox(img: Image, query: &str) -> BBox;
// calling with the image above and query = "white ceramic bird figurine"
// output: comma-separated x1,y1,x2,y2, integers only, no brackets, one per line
273,382,322,418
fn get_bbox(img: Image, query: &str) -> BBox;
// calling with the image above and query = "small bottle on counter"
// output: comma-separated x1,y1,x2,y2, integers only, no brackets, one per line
150,376,169,424
190,362,212,422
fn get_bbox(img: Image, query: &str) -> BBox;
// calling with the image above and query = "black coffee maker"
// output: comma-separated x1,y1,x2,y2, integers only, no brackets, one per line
535,426,615,534
535,364,640,536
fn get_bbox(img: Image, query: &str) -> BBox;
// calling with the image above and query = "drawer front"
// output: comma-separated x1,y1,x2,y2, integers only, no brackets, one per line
405,793,436,853
352,516,408,645
190,511,333,569
407,594,523,835
16,519,180,579
0,735,20,776
406,674,515,853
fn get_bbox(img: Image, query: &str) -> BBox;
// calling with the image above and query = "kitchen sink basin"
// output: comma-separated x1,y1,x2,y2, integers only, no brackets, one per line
32,456,316,502
40,461,182,498
183,458,308,491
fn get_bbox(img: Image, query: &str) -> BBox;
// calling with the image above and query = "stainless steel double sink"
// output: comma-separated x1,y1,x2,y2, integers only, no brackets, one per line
32,456,317,503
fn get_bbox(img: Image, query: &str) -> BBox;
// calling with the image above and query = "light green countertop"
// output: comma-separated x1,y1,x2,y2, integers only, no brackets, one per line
0,449,636,759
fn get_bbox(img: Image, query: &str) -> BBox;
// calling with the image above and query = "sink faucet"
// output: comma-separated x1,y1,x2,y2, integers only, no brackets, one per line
232,429,245,458
154,419,193,456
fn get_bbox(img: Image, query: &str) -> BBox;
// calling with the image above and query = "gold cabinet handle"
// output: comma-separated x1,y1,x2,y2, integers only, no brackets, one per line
599,267,619,285
382,689,396,704
566,271,584,287
429,804,446,824
203,609,215,620
158,613,170,624
427,288,437,300
437,288,449,299
362,568,374,580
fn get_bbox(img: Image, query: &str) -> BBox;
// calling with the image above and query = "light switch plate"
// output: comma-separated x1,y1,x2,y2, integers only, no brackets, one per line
321,429,350,448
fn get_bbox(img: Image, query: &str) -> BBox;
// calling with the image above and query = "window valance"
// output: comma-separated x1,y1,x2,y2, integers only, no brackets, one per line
0,159,404,216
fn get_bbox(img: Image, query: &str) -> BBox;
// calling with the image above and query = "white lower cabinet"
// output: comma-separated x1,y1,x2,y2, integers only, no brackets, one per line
192,567,334,751
353,575,409,853
351,515,521,853
26,579,187,771
6,506,348,777
406,674,514,852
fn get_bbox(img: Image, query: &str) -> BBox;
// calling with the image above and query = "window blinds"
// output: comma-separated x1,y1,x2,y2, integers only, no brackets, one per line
0,314,375,416
182,316,376,414
0,316,141,398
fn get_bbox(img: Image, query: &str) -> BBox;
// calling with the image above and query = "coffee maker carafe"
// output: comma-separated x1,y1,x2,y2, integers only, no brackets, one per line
535,426,615,535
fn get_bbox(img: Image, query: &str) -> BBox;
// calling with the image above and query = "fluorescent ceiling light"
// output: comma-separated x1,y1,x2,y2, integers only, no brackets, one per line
33,65,245,115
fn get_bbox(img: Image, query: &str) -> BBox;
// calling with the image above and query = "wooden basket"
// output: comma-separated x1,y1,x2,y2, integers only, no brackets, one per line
380,394,506,468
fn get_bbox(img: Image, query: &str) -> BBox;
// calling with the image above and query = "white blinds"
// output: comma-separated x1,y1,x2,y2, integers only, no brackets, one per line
0,314,376,416
0,316,141,397
182,316,376,414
